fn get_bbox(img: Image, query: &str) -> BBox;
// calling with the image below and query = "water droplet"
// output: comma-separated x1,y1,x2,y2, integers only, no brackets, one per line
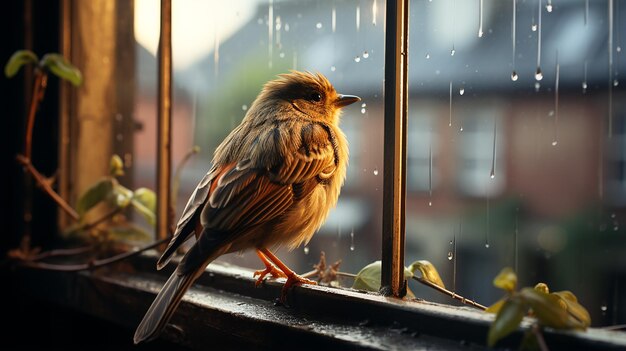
614,225,619,231
279,52,285,58
552,140,558,146
361,103,367,108
362,51,369,59
614,79,619,87
284,23,290,32
459,127,464,132
330,66,336,72
478,29,484,38
485,243,490,248
531,24,538,32
242,105,248,111
618,46,622,53
450,49,456,56
373,169,379,176
447,252,454,260
535,82,541,92
361,108,366,114
601,305,608,313
304,246,310,254
449,240,454,245
428,201,432,206
257,18,264,25
511,71,519,81
361,103,367,114
459,88,465,95
548,110,555,116
490,174,495,179
350,231,355,251
425,53,430,59
535,68,543,81
546,4,553,12
582,81,588,92
354,56,361,63
316,22,322,29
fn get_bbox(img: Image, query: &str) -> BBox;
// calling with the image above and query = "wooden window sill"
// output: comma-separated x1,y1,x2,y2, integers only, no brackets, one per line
11,251,626,350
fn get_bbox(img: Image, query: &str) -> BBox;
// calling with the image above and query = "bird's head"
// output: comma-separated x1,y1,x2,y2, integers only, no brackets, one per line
254,71,360,124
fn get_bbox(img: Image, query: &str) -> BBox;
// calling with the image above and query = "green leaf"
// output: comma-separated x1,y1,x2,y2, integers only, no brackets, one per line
488,297,527,347
553,291,591,328
107,224,152,243
519,287,583,329
111,183,133,209
493,267,518,293
131,187,156,226
76,178,115,216
109,154,125,177
486,297,508,314
408,260,445,289
4,50,38,77
40,53,82,86
352,261,413,292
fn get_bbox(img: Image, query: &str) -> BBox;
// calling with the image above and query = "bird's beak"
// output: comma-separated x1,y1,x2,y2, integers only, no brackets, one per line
335,94,361,108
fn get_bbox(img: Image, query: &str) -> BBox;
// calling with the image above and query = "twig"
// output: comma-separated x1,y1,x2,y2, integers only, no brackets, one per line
19,237,170,272
531,323,550,351
25,71,47,160
30,245,94,261
412,276,487,310
16,154,79,220
81,207,122,232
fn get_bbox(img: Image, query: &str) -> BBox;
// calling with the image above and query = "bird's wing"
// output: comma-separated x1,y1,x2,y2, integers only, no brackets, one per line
156,166,218,269
177,122,337,275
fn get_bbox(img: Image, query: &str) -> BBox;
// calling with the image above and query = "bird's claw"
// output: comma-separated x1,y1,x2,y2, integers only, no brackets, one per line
253,265,287,287
280,274,317,303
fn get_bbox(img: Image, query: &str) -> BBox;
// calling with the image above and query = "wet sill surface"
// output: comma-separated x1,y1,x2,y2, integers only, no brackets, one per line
13,251,626,350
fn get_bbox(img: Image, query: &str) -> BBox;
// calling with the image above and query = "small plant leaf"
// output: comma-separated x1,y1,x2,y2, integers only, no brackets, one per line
107,224,152,243
534,282,550,294
41,53,82,86
111,183,133,209
486,297,508,314
352,261,413,292
553,291,591,328
519,287,583,329
76,178,115,216
131,187,156,226
4,50,38,77
493,267,517,293
408,260,446,289
109,154,125,177
488,297,527,347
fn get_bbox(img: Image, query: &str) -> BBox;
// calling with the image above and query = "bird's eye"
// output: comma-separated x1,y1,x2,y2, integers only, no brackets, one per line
308,92,322,102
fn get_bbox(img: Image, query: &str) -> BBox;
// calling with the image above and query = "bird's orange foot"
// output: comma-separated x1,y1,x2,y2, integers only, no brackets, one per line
253,265,287,287
280,273,317,303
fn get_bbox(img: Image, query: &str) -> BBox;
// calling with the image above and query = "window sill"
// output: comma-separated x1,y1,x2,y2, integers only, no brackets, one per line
13,251,626,350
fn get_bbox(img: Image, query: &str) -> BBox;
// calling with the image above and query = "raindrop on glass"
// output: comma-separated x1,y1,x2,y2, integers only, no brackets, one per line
582,81,588,93
316,22,322,29
535,68,543,81
614,79,619,87
451,48,456,56
618,46,622,53
284,23,290,32
279,52,285,58
361,108,367,114
447,252,454,261
546,4,553,12
511,71,519,81
490,173,495,179
459,88,465,95
242,104,248,111
449,240,454,245
601,305,608,313
459,126,464,132
330,65,336,72
535,82,541,92
551,140,558,146
428,201,432,206
350,230,355,251
354,56,361,63
485,243,490,248
304,246,310,254
373,168,379,176
425,53,430,59
531,24,538,31
362,51,369,59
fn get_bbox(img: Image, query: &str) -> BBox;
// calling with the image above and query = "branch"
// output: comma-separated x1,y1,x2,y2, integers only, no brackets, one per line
30,245,94,261
16,154,79,220
412,276,487,311
24,71,47,159
19,237,170,272
531,323,550,351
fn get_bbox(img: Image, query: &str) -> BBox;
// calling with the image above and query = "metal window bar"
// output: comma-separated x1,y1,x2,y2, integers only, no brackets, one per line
156,0,173,244
381,0,410,298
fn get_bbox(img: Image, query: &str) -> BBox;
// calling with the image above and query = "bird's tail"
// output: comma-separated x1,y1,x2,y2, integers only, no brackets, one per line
133,270,197,344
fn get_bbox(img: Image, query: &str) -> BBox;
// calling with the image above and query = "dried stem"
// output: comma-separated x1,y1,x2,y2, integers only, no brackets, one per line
16,154,79,220
531,323,550,351
412,276,487,310
20,237,170,272
25,70,47,159
31,245,94,261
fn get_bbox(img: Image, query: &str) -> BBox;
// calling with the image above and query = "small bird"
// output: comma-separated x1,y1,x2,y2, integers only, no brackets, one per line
134,71,360,344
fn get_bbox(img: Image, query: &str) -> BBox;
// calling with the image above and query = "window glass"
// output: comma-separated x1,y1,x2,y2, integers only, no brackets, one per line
407,0,626,326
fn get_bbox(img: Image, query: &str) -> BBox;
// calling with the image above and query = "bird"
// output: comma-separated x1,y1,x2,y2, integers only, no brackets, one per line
134,71,360,344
